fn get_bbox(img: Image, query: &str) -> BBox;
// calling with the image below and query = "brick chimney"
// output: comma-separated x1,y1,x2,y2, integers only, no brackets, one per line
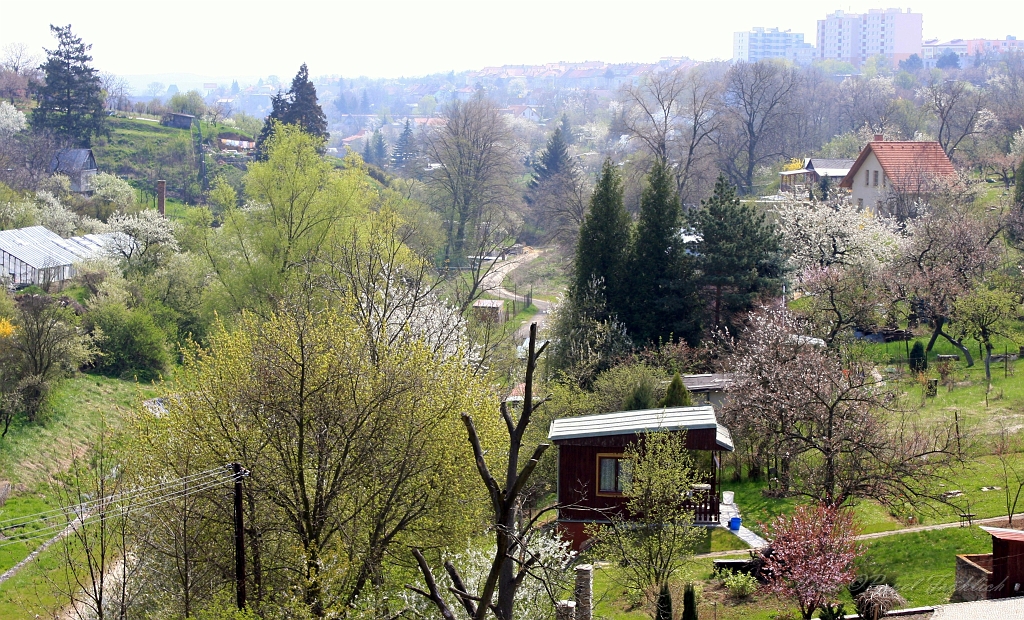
157,180,166,216
874,134,884,142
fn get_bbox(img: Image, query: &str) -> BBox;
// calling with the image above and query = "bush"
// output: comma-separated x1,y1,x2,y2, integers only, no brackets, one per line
87,303,169,381
908,341,927,372
682,581,698,620
855,584,907,619
723,571,758,599
659,372,692,407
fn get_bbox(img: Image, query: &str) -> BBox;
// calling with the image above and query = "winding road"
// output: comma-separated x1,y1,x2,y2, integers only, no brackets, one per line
481,250,554,340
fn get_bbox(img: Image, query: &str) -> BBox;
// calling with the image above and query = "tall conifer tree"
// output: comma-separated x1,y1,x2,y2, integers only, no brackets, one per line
255,63,328,159
31,25,106,147
627,161,700,344
572,159,630,315
692,175,784,333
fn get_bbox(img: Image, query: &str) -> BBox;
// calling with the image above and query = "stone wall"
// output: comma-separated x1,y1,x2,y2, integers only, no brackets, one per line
953,554,993,602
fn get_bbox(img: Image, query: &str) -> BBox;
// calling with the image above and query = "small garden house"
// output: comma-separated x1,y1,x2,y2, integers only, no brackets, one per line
548,406,734,550
955,527,1024,601
0,226,118,288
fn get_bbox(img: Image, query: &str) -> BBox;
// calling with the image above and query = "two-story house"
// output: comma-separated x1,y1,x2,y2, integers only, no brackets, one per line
839,135,955,215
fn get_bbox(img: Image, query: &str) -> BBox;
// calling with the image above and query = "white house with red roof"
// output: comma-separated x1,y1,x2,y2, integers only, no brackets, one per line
839,135,956,212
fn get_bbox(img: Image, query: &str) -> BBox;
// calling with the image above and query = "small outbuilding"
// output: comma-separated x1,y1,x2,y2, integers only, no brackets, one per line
161,113,195,130
49,149,98,194
953,526,1024,601
549,406,734,550
472,299,507,323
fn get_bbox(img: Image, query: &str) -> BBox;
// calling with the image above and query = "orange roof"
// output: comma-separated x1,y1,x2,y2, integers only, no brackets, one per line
981,526,1024,543
839,140,955,190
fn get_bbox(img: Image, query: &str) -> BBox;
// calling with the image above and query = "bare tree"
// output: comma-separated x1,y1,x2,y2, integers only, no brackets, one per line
100,73,132,113
410,324,565,620
622,66,722,202
721,61,798,194
921,78,992,159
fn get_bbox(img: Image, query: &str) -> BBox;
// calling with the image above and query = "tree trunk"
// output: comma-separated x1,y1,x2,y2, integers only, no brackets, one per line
939,329,975,367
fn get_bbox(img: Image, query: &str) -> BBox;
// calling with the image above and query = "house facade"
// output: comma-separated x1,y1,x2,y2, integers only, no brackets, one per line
839,136,955,214
548,406,734,550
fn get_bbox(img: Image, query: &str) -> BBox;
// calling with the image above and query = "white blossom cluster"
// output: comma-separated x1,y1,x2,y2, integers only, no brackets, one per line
774,200,904,272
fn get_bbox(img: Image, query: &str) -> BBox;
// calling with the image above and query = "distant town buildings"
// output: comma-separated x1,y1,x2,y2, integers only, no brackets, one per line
733,27,817,65
922,36,1023,67
816,8,922,67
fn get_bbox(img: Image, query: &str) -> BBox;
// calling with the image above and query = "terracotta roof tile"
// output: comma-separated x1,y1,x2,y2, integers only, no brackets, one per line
839,140,955,190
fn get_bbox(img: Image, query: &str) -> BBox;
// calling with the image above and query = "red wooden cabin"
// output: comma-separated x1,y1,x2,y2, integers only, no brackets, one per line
548,406,735,550
981,527,1024,598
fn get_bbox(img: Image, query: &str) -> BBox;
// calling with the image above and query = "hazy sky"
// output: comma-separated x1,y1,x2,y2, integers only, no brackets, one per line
2,0,1022,82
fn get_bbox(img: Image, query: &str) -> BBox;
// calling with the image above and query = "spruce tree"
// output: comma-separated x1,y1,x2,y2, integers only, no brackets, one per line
560,113,575,144
572,159,631,317
626,161,700,344
659,372,692,407
392,119,415,168
31,25,106,147
371,130,387,167
531,127,571,186
254,63,327,159
693,175,784,334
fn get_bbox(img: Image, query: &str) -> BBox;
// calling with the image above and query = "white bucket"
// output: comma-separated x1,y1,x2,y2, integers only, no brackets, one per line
722,491,735,505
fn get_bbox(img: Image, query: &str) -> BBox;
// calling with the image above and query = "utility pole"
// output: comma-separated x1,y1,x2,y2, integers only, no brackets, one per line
232,463,247,610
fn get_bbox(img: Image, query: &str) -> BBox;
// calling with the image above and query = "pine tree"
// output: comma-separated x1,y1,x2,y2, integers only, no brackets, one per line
362,137,374,165
627,161,700,344
693,175,784,334
371,130,387,167
254,63,328,159
572,159,631,317
531,127,571,186
392,119,415,168
560,113,575,144
682,582,698,620
31,25,106,147
659,372,692,407
655,583,673,620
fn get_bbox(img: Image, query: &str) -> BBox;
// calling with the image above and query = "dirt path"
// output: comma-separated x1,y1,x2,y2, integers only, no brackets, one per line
482,250,554,340
0,515,82,587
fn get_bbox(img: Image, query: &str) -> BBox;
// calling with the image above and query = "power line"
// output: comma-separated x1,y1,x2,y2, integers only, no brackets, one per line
0,468,237,550
0,473,235,551
0,466,230,531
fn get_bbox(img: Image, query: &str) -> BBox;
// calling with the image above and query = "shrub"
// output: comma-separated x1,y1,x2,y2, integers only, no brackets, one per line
623,379,656,410
659,372,692,407
908,341,927,372
723,571,758,599
87,303,169,381
682,581,698,620
855,584,907,619
655,583,673,620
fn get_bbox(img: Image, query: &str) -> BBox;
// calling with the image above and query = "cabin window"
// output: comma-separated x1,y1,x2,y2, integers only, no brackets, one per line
597,454,631,494
865,170,869,186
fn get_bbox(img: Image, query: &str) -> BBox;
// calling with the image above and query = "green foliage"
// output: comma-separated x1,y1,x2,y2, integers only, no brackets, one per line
659,372,692,407
692,175,784,334
817,602,847,620
623,379,656,411
626,160,699,345
1015,156,1024,209
572,159,630,311
909,341,927,372
655,583,673,620
391,119,415,168
31,25,106,146
168,90,207,117
722,571,758,599
85,302,168,381
255,63,328,159
532,127,571,184
589,431,705,599
682,582,698,620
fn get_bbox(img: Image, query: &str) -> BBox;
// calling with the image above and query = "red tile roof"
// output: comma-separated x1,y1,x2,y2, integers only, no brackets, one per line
839,140,955,190
981,526,1024,542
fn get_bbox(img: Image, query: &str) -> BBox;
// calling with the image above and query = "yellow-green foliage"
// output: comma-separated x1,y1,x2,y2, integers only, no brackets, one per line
126,300,501,611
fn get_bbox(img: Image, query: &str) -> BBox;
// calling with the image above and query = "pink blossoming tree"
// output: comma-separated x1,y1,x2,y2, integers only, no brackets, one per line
760,504,861,620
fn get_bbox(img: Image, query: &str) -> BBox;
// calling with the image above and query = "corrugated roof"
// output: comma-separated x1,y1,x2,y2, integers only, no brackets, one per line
682,374,734,392
980,526,1024,543
548,406,734,451
840,140,955,189
0,226,118,270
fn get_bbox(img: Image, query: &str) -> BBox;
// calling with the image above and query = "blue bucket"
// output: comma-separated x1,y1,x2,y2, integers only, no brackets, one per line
729,517,742,531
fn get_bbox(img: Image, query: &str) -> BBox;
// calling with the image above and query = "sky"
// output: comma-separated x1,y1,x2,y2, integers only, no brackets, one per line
2,0,1023,85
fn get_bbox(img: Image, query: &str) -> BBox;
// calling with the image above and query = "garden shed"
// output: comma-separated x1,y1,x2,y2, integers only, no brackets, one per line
49,148,98,193
548,406,734,550
0,226,118,288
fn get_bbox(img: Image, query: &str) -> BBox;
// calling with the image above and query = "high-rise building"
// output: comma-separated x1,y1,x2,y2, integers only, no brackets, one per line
923,36,1022,67
733,27,817,66
816,8,923,67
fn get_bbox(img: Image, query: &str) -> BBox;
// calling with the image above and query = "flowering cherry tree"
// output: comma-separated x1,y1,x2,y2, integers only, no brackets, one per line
760,504,860,620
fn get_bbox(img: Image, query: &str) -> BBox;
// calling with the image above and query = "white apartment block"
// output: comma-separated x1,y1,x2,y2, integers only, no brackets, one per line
733,27,817,66
816,8,922,67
